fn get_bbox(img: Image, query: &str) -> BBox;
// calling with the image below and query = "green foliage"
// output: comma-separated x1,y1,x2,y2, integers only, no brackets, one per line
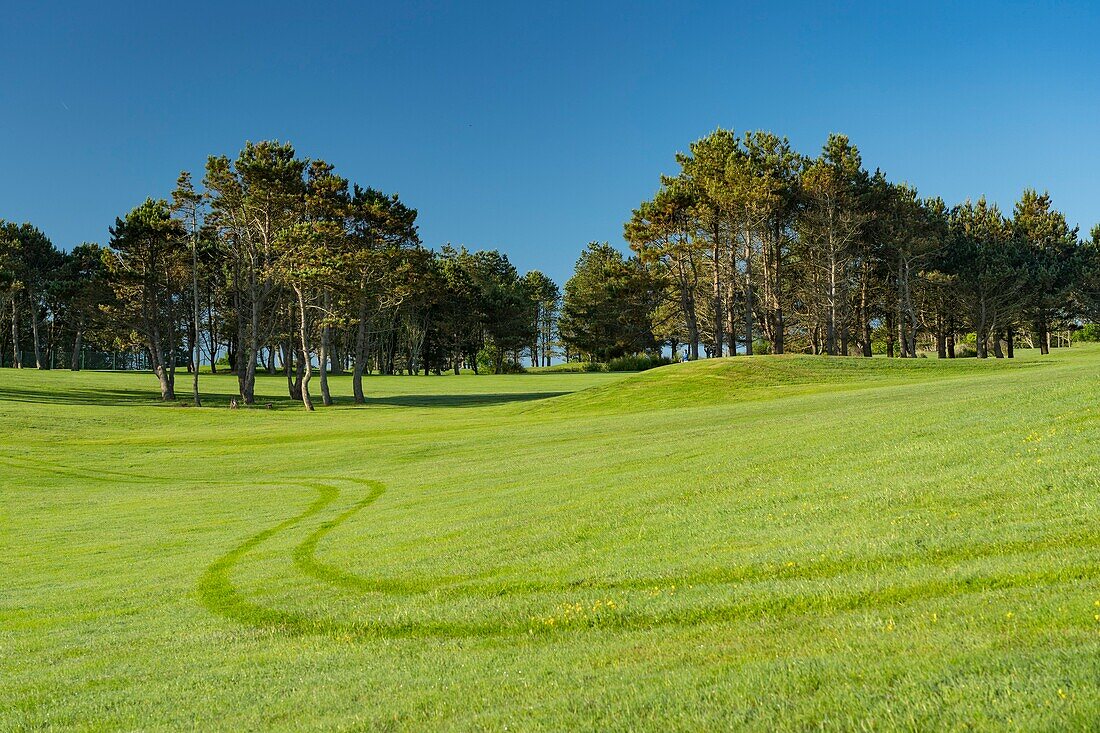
560,242,657,361
526,361,598,373
605,353,671,372
1077,323,1100,341
476,345,526,374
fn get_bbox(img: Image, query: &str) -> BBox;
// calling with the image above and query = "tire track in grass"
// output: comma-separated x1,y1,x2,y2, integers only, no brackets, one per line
12,458,1097,641
215,472,1100,639
276,481,1100,639
290,473,1100,599
196,477,507,639
297,497,1100,600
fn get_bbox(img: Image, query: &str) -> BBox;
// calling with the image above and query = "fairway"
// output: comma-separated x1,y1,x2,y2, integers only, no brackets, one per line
3,349,1099,730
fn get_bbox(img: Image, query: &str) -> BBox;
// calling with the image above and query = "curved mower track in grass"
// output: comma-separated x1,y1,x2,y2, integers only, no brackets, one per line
194,473,1100,641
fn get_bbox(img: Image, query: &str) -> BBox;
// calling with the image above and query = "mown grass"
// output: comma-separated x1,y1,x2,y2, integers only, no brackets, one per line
2,348,1099,730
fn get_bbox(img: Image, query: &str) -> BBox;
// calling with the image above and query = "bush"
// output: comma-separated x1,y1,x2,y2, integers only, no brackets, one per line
475,346,526,374
527,362,598,374
1078,323,1100,342
606,354,672,372
751,339,772,355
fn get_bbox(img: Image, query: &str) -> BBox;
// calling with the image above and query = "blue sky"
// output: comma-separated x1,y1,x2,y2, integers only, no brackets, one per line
2,1,1097,284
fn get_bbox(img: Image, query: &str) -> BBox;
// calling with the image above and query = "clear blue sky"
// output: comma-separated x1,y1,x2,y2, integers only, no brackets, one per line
2,1,1097,284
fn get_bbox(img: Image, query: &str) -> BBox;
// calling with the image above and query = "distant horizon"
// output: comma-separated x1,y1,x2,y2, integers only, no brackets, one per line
3,1,1098,285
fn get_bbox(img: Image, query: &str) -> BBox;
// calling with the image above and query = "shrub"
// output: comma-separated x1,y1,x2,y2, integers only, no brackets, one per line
527,362,599,373
476,346,526,374
1078,323,1100,342
606,354,672,372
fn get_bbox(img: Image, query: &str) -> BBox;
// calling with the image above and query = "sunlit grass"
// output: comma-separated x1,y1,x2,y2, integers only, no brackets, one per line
2,347,1098,729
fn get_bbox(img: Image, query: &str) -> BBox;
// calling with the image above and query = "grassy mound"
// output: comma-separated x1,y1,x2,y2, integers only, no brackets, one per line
538,352,1042,414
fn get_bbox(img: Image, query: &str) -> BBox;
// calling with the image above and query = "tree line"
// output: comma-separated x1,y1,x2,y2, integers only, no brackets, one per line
561,129,1100,362
0,141,560,409
4,132,1099,410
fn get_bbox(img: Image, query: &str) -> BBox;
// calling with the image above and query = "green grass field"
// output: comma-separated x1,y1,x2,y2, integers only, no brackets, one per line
2,348,1099,730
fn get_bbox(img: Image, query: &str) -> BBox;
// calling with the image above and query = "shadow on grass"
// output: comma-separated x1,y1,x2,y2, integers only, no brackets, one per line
357,391,570,408
0,385,162,407
0,383,570,409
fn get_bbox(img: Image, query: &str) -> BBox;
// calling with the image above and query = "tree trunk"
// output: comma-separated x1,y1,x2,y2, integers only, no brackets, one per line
190,238,202,406
238,293,261,404
71,326,84,371
1006,327,1015,358
319,289,333,407
291,350,305,400
762,221,785,354
294,286,314,411
712,238,723,357
207,288,218,374
352,288,371,403
154,364,175,400
743,227,754,356
11,296,22,369
826,249,837,356
29,293,43,369
148,321,175,401
885,311,895,358
859,268,872,357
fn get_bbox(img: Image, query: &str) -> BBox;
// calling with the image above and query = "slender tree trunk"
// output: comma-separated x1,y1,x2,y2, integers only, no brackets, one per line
292,350,305,399
1007,327,1015,358
712,237,723,357
860,267,872,357
319,289,333,406
71,323,83,371
352,288,372,403
149,322,175,401
243,315,259,402
238,279,261,404
207,288,218,374
294,285,314,411
769,226,785,354
725,281,737,355
897,312,906,358
11,296,22,368
190,237,202,406
885,311,895,358
744,227,754,356
826,248,837,356
29,292,43,369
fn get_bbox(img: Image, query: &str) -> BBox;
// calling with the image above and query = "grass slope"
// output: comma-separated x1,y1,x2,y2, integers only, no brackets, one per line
536,353,1042,413
2,348,1099,730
